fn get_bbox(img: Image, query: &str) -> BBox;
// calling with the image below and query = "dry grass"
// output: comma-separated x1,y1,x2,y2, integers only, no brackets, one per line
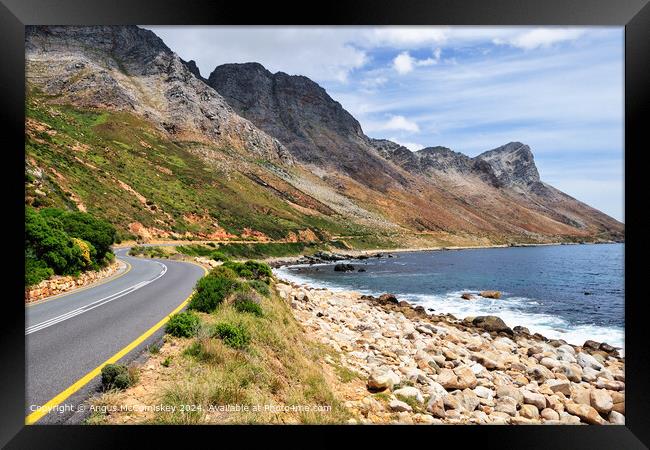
88,283,353,424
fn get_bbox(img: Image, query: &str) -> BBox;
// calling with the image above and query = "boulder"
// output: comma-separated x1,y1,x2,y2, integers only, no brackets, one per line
389,399,412,412
541,408,560,421
599,342,618,356
608,410,625,425
472,316,513,335
394,386,424,404
426,394,446,418
473,386,494,400
378,293,399,304
565,402,606,425
519,404,539,419
583,340,601,351
590,389,613,414
452,388,480,412
367,369,400,391
522,390,546,410
576,352,604,370
546,380,572,396
437,366,477,390
494,396,518,416
461,293,474,300
496,385,524,405
513,325,530,334
581,366,600,382
480,290,501,299
333,263,355,272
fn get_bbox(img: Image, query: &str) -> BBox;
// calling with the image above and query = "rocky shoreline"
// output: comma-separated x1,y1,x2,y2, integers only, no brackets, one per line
277,278,625,425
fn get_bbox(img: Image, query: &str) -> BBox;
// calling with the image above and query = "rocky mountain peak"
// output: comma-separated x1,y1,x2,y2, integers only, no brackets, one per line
207,63,367,163
25,26,292,165
207,62,407,190
180,58,203,81
474,142,541,187
416,146,473,173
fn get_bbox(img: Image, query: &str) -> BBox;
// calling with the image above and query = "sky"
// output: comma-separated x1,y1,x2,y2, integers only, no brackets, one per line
145,26,624,222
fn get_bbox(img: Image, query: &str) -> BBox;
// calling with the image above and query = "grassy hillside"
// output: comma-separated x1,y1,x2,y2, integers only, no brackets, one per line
25,92,366,242
87,263,354,424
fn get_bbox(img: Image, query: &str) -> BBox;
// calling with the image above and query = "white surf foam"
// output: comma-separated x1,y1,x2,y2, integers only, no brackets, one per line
274,267,625,353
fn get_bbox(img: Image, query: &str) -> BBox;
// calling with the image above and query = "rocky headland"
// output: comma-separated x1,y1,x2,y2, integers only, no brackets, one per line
277,279,625,425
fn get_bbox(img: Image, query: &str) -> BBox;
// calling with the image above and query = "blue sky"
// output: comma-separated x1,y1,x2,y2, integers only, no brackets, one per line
146,26,624,221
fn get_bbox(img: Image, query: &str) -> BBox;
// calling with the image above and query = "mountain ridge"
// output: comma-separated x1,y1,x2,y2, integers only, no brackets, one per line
24,25,624,246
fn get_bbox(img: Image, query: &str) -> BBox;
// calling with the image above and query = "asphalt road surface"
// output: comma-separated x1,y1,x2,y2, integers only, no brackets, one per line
25,248,205,424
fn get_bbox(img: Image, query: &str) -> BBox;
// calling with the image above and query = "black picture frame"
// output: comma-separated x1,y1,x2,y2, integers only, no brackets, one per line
1,0,647,447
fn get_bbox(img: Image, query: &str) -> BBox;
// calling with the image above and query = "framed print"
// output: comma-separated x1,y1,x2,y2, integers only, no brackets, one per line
1,0,647,447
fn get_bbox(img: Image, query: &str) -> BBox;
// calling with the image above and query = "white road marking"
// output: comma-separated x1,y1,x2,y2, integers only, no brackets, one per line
26,262,167,335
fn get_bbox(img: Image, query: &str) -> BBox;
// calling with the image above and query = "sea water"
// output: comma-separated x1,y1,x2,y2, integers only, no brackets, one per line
276,243,624,351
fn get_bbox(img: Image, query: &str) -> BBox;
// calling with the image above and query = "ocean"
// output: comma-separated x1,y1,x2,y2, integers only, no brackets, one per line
275,243,624,351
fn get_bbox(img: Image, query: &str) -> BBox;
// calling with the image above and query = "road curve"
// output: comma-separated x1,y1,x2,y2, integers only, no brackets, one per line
25,248,206,424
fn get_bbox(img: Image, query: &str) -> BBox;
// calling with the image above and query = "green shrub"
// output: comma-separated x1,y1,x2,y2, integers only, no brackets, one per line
25,257,54,286
212,322,251,349
247,280,270,297
100,364,133,390
209,251,229,262
25,207,86,279
25,207,116,286
187,270,241,313
165,311,200,338
222,260,272,281
41,208,116,262
234,299,264,317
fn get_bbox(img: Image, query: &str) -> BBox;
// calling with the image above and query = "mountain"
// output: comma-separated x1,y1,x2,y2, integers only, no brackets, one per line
207,63,408,191
24,26,624,247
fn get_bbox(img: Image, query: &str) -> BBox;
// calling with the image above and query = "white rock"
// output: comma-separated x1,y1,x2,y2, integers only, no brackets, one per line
473,386,494,400
389,399,413,412
394,386,424,403
576,352,603,370
608,410,625,425
590,389,613,414
367,369,401,391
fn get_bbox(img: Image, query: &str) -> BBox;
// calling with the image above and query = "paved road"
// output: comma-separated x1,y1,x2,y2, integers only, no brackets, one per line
25,248,205,423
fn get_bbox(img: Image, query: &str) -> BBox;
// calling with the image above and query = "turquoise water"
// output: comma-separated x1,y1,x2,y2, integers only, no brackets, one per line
276,243,624,350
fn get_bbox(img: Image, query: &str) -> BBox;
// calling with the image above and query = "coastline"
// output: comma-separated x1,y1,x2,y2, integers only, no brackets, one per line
264,240,622,269
276,275,625,424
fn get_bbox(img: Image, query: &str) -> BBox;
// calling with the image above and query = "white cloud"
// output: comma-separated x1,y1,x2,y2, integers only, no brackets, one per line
384,115,420,132
362,114,421,134
389,137,424,151
145,26,368,83
494,28,586,50
365,27,448,47
393,51,437,74
393,52,415,74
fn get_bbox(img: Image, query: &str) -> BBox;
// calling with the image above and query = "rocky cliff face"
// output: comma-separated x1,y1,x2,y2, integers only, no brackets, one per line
25,26,292,165
207,63,408,190
474,142,541,188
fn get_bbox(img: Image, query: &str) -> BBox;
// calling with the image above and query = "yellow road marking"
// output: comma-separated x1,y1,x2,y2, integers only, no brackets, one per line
26,259,132,308
25,262,208,425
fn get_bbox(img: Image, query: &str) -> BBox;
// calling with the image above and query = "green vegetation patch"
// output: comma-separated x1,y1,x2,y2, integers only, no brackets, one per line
100,364,135,391
222,260,273,282
128,245,169,259
166,311,200,338
187,267,242,313
25,206,115,286
211,322,251,349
